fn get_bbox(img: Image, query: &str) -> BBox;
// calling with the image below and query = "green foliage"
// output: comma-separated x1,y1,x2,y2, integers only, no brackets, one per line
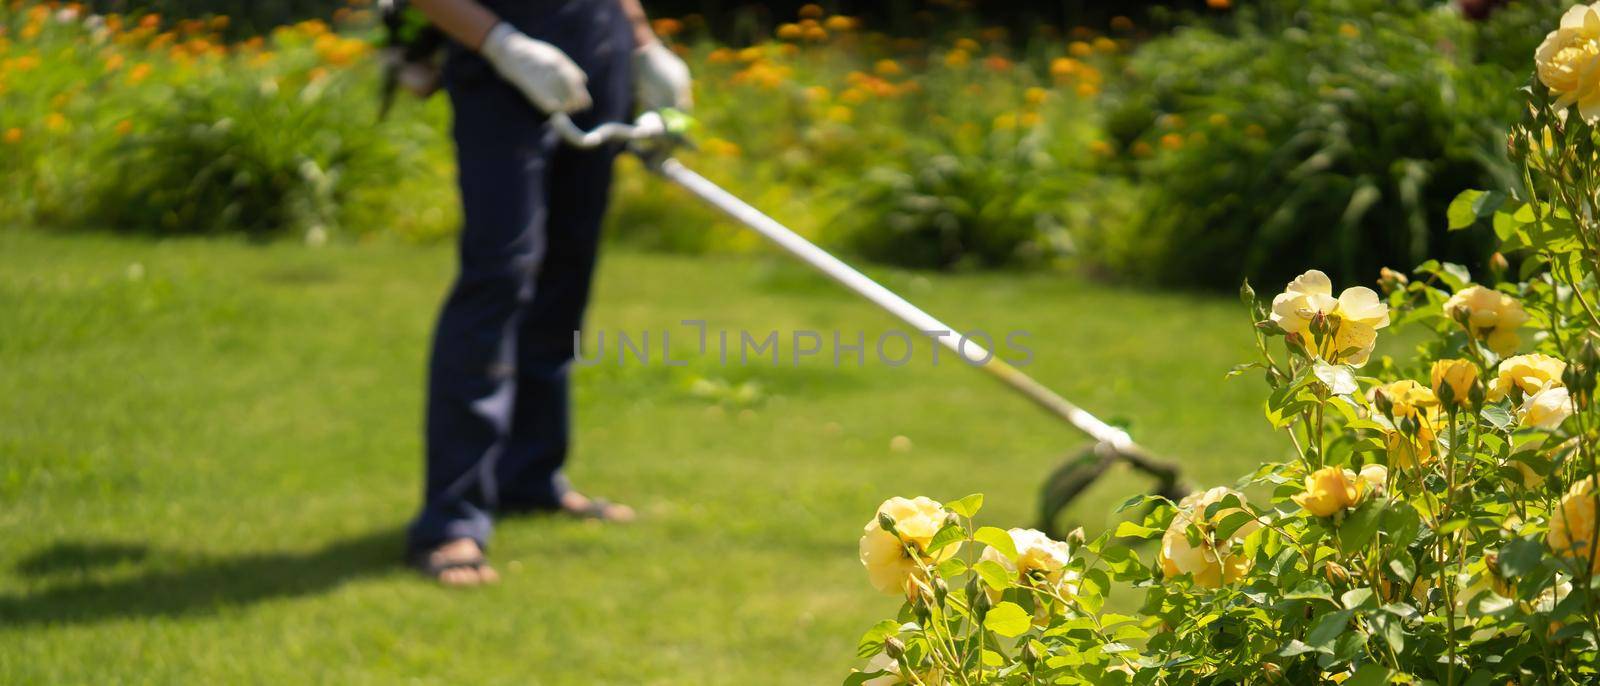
1094,0,1524,289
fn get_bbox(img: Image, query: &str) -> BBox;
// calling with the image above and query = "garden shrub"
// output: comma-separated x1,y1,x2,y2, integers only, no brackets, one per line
1094,0,1525,290
843,5,1600,682
0,6,453,240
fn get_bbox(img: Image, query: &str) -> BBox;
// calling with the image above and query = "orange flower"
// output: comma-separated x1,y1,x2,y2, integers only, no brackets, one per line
45,112,67,133
1069,41,1092,57
128,62,151,83
707,47,735,64
114,119,133,136
3,128,21,144
1088,140,1114,156
1207,0,1231,7
1025,86,1048,106
984,55,1012,71
139,13,161,30
1075,82,1099,98
1110,16,1135,31
1050,57,1080,79
944,48,970,68
874,59,901,76
798,3,823,19
1161,132,1184,150
823,15,855,32
651,17,682,38
802,25,828,42
104,53,125,71
1093,37,1118,54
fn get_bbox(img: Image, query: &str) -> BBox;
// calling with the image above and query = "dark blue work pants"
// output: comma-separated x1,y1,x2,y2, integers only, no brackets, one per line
409,0,634,553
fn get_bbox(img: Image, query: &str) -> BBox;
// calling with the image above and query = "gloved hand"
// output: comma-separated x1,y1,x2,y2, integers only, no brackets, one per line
479,22,591,113
632,41,693,112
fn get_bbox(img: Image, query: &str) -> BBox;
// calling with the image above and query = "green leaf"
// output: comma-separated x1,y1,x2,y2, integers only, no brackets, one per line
1481,403,1516,432
974,526,1017,561
1340,587,1376,610
1346,664,1397,686
1498,537,1545,578
855,619,899,659
936,557,967,578
1213,510,1259,540
1338,501,1383,554
925,524,966,555
982,601,1031,638
1313,362,1359,396
1447,189,1504,230
946,493,984,518
1306,609,1352,649
1114,521,1163,540
973,560,1011,591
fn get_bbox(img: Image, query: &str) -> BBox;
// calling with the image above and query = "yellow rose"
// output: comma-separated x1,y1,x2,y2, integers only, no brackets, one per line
1358,463,1388,497
1374,380,1440,469
1548,478,1600,574
1430,358,1481,410
1487,353,1567,402
1292,467,1363,517
1536,3,1600,124
859,496,956,595
1520,386,1575,430
1270,270,1390,366
1444,285,1530,356
979,528,1080,598
862,652,943,686
1159,487,1260,588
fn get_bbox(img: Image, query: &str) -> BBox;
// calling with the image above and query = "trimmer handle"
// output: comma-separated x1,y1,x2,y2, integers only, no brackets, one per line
549,110,688,151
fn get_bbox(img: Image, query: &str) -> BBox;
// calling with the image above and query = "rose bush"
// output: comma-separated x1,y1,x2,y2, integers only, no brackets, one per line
844,5,1600,682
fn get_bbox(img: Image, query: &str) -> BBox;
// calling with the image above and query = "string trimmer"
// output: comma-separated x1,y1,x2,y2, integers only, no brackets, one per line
551,111,1189,535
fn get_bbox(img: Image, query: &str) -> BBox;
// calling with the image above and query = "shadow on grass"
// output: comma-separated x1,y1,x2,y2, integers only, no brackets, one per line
0,527,404,626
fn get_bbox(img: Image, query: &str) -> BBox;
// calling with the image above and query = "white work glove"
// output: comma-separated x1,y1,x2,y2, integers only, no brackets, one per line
633,40,692,112
480,22,591,113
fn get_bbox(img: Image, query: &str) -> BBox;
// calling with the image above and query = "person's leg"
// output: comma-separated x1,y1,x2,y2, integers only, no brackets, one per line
408,46,559,579
495,0,636,513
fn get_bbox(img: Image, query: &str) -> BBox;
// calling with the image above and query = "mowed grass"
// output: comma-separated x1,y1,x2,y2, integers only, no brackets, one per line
0,227,1288,684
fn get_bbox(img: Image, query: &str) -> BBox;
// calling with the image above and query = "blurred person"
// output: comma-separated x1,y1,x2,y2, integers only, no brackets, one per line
406,0,691,587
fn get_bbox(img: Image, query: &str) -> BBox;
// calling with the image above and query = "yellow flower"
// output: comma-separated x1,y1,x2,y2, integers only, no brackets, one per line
1537,3,1600,123
823,15,856,32
1358,464,1388,497
1445,285,1529,356
1292,467,1363,517
1050,57,1080,79
1159,487,1260,588
873,59,901,76
798,3,824,19
862,652,942,686
943,49,969,68
1430,358,1480,410
1069,41,1092,57
1487,353,1566,401
1521,386,1574,430
979,528,1076,590
1270,270,1391,366
1024,86,1048,106
1548,478,1600,574
1374,380,1441,470
859,497,955,595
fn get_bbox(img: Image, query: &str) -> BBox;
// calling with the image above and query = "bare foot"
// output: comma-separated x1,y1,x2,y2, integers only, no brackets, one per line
560,491,636,522
416,539,499,588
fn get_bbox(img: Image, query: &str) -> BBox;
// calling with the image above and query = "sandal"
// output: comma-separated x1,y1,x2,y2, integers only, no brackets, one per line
409,540,498,586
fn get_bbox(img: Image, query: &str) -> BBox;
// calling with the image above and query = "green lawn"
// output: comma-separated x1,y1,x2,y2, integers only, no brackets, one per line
0,228,1287,684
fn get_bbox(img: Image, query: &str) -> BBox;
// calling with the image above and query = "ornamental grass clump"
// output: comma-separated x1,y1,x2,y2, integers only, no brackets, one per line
845,5,1600,682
